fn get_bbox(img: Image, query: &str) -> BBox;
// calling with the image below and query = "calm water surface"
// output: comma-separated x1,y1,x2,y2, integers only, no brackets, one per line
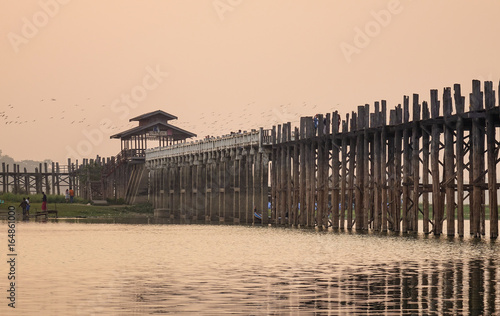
1,220,499,315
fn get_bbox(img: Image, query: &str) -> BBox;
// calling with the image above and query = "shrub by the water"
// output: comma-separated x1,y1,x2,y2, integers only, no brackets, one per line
125,203,154,214
106,197,126,205
0,192,88,204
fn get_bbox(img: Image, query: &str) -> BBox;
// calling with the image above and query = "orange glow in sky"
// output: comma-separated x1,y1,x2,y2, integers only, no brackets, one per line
1,0,499,163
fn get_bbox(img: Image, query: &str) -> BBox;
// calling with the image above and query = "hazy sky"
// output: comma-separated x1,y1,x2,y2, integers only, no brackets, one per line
2,0,500,163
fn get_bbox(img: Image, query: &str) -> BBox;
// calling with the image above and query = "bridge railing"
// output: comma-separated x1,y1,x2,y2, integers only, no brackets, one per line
146,129,271,160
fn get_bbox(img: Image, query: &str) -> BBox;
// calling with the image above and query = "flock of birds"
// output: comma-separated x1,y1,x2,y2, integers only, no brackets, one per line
1,98,327,138
0,99,135,131
180,101,319,136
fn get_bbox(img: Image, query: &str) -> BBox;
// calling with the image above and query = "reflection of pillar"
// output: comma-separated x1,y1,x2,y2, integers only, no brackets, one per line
455,260,464,312
469,259,484,315
487,258,496,314
442,262,454,314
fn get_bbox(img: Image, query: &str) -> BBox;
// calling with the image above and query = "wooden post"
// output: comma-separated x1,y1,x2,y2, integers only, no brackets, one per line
299,118,307,227
293,127,300,227
317,115,325,229
246,152,253,224
380,101,388,232
1,163,5,193
412,94,421,232
51,162,56,195
485,81,498,238
402,96,410,232
373,102,381,231
355,106,365,230
271,126,277,224
261,149,269,226
430,89,442,235
237,153,245,224
394,105,403,232
454,83,465,237
332,112,340,229
305,117,315,227
363,104,370,230
67,159,73,192
56,162,61,195
443,87,455,236
44,162,50,194
340,116,349,230
422,101,431,234
286,123,293,227
471,79,484,238
278,125,285,225
254,149,263,224
12,164,18,194
23,168,29,195
348,113,357,229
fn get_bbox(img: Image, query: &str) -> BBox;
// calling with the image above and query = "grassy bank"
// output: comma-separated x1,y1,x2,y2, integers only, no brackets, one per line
0,193,153,218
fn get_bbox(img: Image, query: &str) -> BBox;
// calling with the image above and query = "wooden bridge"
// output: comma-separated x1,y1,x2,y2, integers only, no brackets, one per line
147,80,500,238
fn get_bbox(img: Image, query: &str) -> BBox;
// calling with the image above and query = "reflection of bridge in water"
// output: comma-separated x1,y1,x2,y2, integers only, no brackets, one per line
275,256,499,314
147,80,500,239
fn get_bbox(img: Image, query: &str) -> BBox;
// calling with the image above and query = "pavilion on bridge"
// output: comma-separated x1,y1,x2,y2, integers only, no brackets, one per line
110,110,196,160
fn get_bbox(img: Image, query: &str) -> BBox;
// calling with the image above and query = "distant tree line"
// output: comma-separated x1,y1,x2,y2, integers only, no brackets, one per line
0,149,52,172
